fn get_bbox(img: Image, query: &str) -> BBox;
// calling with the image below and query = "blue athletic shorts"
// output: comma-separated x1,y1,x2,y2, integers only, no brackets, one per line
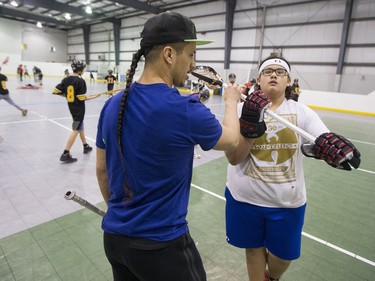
225,187,306,260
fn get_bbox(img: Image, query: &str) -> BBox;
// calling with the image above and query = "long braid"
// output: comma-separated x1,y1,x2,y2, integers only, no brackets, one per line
116,48,145,200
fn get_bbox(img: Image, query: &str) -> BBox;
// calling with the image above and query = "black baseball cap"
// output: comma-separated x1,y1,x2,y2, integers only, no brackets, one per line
140,11,213,47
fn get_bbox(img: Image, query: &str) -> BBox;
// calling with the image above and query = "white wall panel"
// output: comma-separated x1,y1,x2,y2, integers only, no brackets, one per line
282,48,339,63
90,22,113,33
231,49,257,61
236,0,257,10
292,64,337,75
120,39,141,52
67,29,82,37
90,42,111,53
119,52,135,61
121,26,143,39
0,18,23,54
353,0,375,18
343,66,375,76
68,36,83,45
348,21,375,44
196,49,223,61
173,2,226,17
90,31,113,42
233,11,258,29
262,23,342,46
193,14,226,31
232,29,257,47
346,47,375,63
265,1,344,25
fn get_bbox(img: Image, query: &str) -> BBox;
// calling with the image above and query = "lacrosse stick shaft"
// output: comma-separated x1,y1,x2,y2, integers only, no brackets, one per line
77,89,121,101
65,191,105,217
239,93,315,143
264,109,315,143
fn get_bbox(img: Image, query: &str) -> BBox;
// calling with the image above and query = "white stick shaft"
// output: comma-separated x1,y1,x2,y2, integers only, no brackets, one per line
239,93,315,143
264,110,315,143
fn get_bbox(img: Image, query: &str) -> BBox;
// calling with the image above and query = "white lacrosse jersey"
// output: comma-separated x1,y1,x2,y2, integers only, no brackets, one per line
226,98,329,208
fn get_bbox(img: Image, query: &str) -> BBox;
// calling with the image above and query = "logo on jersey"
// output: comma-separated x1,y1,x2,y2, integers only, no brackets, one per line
245,114,299,183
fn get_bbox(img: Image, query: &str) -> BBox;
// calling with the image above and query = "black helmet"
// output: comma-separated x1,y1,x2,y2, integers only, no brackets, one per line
199,89,210,102
294,78,299,82
229,73,236,78
108,70,113,74
71,60,86,72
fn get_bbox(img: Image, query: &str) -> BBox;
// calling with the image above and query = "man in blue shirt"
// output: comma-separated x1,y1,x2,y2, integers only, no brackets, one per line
96,11,242,281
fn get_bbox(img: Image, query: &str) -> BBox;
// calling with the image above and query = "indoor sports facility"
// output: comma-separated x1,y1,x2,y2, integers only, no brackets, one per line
0,0,374,280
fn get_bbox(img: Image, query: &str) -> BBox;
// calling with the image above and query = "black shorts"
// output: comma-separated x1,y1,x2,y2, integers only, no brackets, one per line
108,83,114,91
68,104,85,130
104,232,206,281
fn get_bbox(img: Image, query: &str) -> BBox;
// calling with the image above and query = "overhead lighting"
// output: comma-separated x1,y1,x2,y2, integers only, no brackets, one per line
36,21,42,28
65,13,71,20
10,0,19,7
85,6,92,14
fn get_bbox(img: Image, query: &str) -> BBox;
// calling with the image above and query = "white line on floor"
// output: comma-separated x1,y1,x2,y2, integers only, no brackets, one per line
350,139,375,146
190,183,375,267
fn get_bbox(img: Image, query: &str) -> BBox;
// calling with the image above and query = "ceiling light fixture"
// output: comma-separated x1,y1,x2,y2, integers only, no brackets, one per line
10,0,19,7
36,21,42,28
85,6,92,14
65,13,71,20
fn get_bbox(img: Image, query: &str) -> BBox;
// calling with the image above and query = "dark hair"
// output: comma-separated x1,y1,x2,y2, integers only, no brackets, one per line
257,55,294,100
116,42,188,200
116,48,144,200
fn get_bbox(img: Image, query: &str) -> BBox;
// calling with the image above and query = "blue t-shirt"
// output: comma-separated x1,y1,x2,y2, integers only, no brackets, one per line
96,82,222,241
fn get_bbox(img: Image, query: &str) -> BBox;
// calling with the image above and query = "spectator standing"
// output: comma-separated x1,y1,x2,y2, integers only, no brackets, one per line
17,64,23,81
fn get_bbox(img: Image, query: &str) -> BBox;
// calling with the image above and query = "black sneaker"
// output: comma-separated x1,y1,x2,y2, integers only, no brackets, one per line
60,153,77,163
83,144,93,154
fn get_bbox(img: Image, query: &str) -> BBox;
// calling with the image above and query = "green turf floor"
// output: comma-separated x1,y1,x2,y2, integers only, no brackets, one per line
1,152,375,280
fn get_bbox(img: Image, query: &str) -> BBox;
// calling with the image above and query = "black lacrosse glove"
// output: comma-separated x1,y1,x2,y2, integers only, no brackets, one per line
240,90,271,138
301,132,361,171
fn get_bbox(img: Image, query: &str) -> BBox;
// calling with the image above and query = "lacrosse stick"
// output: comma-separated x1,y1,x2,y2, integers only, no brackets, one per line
191,66,315,143
64,190,105,217
77,88,122,101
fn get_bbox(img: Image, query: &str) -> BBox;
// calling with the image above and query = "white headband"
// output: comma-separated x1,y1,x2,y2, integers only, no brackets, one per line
258,58,291,74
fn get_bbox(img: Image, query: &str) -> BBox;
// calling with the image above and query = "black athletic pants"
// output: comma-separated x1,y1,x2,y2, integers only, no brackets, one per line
104,231,206,281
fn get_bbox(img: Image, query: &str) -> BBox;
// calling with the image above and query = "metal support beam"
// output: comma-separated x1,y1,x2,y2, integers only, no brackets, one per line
258,5,267,67
0,6,73,28
82,25,90,65
336,0,353,75
224,0,236,69
110,0,163,14
112,19,122,67
23,0,98,19
22,0,98,18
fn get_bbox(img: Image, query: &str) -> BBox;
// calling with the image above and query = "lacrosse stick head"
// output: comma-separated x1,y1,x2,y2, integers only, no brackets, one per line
191,66,225,87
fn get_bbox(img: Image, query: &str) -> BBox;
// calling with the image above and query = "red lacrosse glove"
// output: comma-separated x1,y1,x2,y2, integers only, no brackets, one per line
301,132,361,171
240,90,271,138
